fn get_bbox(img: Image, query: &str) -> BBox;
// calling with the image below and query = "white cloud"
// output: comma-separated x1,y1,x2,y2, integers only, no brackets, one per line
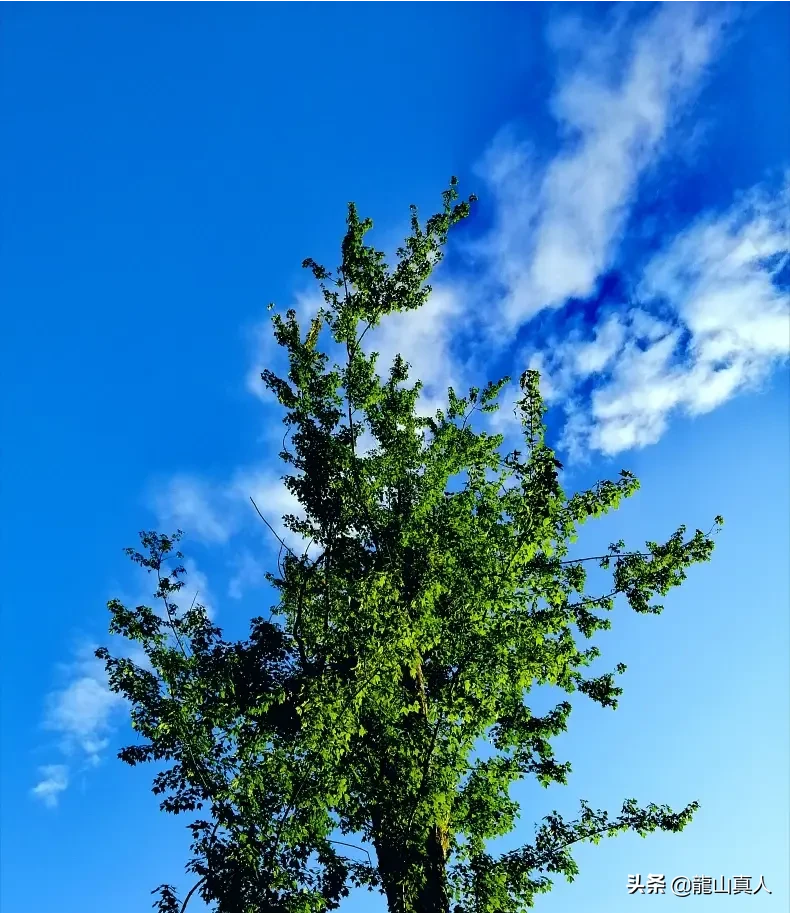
151,459,320,566
583,325,685,455
126,644,154,673
524,313,632,406
364,284,467,417
461,4,790,462
572,315,628,376
229,467,298,520
228,550,268,600
34,577,217,804
168,558,215,620
152,475,233,544
640,181,790,376
229,466,322,560
152,465,300,552
478,3,728,328
43,647,123,766
31,765,69,808
548,181,790,457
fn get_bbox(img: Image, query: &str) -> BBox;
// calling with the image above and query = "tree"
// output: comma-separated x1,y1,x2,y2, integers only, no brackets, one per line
99,180,722,913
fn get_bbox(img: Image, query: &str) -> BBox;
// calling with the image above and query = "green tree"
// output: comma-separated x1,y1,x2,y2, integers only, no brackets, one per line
99,180,722,913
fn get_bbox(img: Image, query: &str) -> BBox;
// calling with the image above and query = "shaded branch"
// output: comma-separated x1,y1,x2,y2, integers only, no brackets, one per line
180,877,206,913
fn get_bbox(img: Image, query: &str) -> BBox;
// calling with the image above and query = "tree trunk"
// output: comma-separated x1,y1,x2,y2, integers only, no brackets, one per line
371,661,450,911
414,823,450,913
372,812,450,913
371,831,407,913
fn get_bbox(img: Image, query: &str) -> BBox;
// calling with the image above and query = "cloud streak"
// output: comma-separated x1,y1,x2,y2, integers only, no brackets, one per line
536,179,790,457
479,4,730,329
31,765,69,808
33,646,126,807
152,475,234,544
43,647,123,765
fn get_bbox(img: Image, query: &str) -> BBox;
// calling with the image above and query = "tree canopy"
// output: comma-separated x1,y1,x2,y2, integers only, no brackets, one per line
99,180,722,913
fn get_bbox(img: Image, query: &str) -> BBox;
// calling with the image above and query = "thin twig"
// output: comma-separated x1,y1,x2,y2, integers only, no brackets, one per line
250,496,297,558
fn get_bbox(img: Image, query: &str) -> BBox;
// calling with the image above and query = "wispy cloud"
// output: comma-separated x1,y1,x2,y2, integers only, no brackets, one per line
152,475,234,544
228,549,268,600
169,558,215,619
31,765,69,808
469,4,787,459
534,179,790,457
43,646,123,765
229,467,321,562
33,594,216,805
364,284,468,417
34,646,125,806
478,3,729,328
151,459,313,557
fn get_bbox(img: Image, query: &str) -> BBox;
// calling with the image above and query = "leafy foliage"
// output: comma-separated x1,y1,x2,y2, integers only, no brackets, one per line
100,180,722,913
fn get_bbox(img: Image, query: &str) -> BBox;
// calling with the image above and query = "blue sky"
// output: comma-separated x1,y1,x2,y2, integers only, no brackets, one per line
2,3,788,912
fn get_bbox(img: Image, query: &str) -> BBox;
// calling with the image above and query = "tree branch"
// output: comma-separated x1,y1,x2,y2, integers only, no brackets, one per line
180,877,206,913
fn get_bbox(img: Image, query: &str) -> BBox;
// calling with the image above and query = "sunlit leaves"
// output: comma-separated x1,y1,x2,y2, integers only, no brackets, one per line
100,182,720,913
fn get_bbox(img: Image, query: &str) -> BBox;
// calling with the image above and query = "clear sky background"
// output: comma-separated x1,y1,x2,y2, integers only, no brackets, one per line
2,3,788,912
